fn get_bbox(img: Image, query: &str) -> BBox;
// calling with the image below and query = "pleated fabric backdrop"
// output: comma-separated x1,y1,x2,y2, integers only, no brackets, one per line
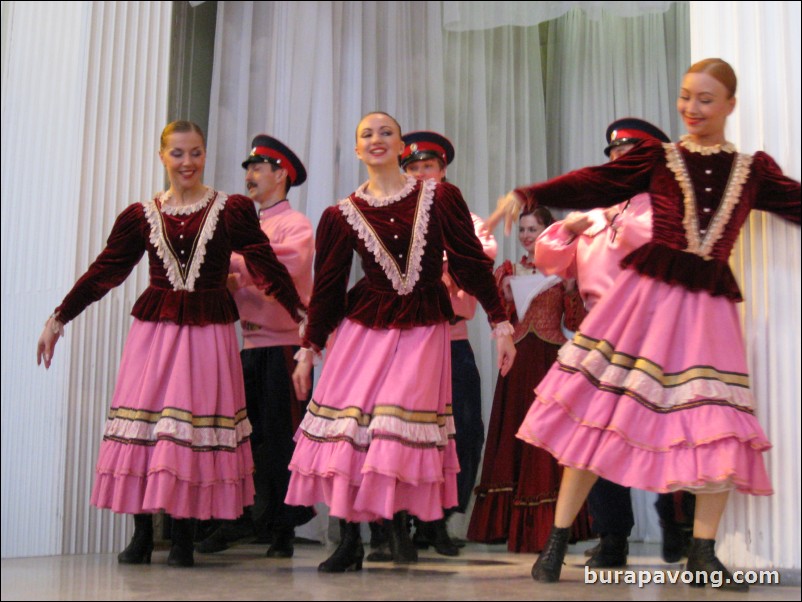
1,1,172,557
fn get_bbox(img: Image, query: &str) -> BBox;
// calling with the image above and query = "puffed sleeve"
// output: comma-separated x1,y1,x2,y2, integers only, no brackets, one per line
437,183,507,324
303,205,355,351
55,203,147,324
514,138,663,211
751,151,801,224
534,222,579,281
224,194,304,321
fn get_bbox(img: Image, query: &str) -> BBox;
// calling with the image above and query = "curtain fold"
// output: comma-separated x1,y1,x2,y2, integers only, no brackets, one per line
544,3,690,177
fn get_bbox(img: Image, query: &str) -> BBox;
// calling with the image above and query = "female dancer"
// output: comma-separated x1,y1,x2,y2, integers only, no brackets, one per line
287,112,516,572
488,59,800,588
36,121,305,567
468,207,590,552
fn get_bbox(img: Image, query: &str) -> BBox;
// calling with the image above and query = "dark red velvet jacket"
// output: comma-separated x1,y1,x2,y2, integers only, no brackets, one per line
515,139,800,301
303,177,507,351
55,191,304,326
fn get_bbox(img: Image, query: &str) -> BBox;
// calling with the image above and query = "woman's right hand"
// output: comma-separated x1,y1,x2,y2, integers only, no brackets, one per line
483,191,523,236
292,351,314,400
37,316,63,369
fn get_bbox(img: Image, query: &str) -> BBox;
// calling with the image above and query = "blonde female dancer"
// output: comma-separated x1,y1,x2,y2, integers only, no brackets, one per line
37,121,304,567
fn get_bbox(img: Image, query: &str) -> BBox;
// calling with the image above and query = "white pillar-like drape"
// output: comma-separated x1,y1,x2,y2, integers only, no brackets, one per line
1,1,172,558
689,0,801,572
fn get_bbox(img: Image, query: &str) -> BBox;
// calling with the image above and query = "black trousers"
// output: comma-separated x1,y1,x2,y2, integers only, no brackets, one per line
450,340,484,513
242,346,314,531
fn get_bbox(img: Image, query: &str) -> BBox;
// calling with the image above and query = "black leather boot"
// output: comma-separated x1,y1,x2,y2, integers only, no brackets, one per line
318,521,364,573
423,519,459,557
585,533,628,568
660,520,692,563
685,538,748,591
266,526,295,558
366,521,392,562
118,514,154,565
531,526,570,582
386,511,417,564
167,518,195,567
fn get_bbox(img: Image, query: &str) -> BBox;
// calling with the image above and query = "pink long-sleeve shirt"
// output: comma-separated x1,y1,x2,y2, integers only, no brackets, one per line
534,192,652,311
229,200,314,348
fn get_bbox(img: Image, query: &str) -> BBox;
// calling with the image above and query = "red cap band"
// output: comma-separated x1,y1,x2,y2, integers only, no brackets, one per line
401,141,446,162
610,128,656,143
251,145,297,184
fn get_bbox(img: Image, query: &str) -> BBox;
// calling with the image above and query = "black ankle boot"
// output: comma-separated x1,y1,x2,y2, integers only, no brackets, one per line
366,521,392,562
586,533,628,568
685,538,748,592
118,514,154,565
266,527,295,558
660,520,692,563
318,521,364,573
386,511,417,564
167,518,195,567
425,519,459,557
531,526,570,582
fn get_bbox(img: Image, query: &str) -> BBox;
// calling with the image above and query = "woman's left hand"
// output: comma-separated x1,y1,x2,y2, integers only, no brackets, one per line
483,191,522,237
496,334,516,377
292,352,314,400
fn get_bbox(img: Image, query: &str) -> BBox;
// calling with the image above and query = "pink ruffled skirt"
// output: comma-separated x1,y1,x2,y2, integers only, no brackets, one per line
517,270,772,495
285,319,458,522
90,319,255,519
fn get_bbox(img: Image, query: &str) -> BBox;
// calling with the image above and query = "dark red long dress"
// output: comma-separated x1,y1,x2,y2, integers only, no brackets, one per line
468,258,592,552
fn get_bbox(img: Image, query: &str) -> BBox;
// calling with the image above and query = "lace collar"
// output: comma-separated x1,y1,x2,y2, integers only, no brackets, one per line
679,135,736,156
159,187,215,215
355,175,418,207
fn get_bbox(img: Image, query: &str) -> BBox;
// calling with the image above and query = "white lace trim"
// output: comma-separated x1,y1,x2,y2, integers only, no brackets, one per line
142,190,228,291
492,321,514,339
679,134,737,155
339,178,435,295
354,174,418,207
158,187,215,215
664,143,751,260
294,346,321,366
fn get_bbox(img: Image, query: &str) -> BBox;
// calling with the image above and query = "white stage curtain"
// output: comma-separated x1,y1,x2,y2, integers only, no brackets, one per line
689,0,801,572
1,1,172,558
544,2,690,177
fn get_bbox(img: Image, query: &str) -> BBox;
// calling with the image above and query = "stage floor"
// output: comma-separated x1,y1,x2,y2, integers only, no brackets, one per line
2,542,799,601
